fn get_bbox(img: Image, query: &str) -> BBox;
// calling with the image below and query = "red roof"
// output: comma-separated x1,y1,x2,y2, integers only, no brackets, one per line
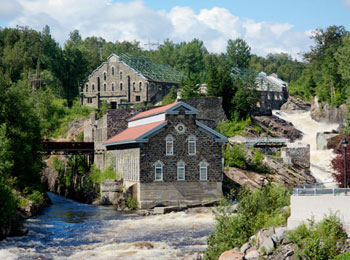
104,120,166,145
129,102,179,121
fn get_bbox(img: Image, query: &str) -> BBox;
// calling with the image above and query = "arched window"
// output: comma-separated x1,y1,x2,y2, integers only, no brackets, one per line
120,71,123,80
85,84,88,92
103,83,106,91
120,82,123,91
155,161,163,181
111,67,115,75
139,82,142,91
133,82,136,91
188,136,196,155
177,161,185,181
112,83,115,91
166,135,173,155
92,84,95,92
199,162,208,181
103,72,107,81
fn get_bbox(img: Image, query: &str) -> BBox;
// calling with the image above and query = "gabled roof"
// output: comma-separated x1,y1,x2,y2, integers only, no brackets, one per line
104,120,167,146
128,101,198,121
88,53,183,83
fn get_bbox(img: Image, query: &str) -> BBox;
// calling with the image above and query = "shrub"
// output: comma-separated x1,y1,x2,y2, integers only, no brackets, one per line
126,197,138,210
0,182,18,226
204,185,290,260
222,144,246,168
28,190,45,207
216,118,251,137
89,165,119,184
289,214,347,260
336,252,350,260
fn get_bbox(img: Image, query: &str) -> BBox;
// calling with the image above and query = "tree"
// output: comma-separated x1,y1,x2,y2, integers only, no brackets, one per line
336,35,350,81
226,38,251,69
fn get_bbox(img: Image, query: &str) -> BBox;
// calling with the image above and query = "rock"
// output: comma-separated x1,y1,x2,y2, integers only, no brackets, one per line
311,96,346,124
218,249,245,260
280,96,311,112
132,241,154,249
240,241,251,253
272,227,288,244
259,237,275,255
257,227,275,246
253,115,303,141
245,250,259,260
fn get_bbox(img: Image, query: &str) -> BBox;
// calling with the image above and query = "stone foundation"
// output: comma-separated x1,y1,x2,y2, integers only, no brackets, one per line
134,182,222,209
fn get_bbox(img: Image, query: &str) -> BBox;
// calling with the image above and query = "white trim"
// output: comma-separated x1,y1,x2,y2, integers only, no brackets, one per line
128,114,166,127
177,161,185,181
166,135,174,155
199,161,208,181
155,160,163,181
188,136,196,155
195,120,228,143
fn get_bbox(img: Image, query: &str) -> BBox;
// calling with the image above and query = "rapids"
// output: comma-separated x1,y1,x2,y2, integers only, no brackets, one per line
0,193,214,260
273,110,339,186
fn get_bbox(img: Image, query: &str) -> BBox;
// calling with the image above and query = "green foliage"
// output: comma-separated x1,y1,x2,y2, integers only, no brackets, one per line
252,150,265,164
76,132,84,142
272,151,281,158
336,252,350,260
227,38,251,69
161,86,177,105
126,197,138,210
216,118,251,137
89,165,119,184
204,185,290,260
0,182,18,226
289,214,347,260
27,190,45,208
97,100,110,118
222,144,247,168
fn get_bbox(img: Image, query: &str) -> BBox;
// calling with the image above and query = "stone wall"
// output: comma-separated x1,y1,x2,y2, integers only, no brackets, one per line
281,143,310,168
179,97,227,128
100,179,123,205
139,112,223,183
137,182,222,208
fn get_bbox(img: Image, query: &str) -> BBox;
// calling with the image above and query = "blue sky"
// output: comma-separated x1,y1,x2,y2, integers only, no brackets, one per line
0,0,349,59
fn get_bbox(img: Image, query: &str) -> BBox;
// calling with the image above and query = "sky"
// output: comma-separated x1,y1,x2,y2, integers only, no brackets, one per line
0,0,349,59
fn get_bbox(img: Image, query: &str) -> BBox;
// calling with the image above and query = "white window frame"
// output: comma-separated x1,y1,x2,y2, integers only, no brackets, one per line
155,161,163,181
199,162,208,181
166,136,174,155
177,161,185,181
188,136,196,155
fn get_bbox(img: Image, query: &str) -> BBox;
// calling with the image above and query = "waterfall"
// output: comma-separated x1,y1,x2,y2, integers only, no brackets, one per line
273,111,339,186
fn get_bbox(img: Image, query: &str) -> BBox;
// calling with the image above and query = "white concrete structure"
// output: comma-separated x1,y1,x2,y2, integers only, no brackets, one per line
288,194,350,234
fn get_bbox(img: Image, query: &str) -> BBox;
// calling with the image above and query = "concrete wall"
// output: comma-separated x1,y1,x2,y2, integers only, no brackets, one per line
288,195,350,234
137,182,222,208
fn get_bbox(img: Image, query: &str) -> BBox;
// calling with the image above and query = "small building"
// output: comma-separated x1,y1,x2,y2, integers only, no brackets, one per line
80,53,182,109
256,72,289,114
103,101,228,208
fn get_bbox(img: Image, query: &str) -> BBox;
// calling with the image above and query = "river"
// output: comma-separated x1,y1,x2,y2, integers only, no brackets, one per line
0,193,214,260
273,110,339,186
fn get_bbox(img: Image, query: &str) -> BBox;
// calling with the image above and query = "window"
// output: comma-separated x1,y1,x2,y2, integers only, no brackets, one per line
200,162,208,181
87,97,92,104
120,71,123,80
112,83,115,91
103,72,107,81
139,82,142,91
188,136,196,155
177,161,185,181
85,84,88,92
135,96,140,102
155,161,163,181
103,83,106,91
92,84,95,92
166,136,173,155
133,82,136,91
111,67,115,75
120,82,123,91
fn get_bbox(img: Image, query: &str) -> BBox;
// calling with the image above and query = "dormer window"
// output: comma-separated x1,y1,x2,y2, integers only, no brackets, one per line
177,161,185,181
188,136,196,155
166,135,174,155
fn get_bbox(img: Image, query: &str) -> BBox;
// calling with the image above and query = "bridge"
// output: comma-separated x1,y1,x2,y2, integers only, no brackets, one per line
42,141,94,155
240,137,287,148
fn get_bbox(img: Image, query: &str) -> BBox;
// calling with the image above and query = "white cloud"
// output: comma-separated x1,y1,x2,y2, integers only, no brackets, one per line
4,0,313,59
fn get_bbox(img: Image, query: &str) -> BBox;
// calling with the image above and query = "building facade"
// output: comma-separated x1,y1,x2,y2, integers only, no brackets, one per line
80,53,182,109
103,102,228,208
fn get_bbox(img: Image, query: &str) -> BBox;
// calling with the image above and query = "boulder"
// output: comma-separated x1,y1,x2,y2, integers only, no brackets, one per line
245,250,259,260
259,237,275,255
257,227,275,246
280,96,311,112
218,249,245,260
240,241,251,253
272,227,288,244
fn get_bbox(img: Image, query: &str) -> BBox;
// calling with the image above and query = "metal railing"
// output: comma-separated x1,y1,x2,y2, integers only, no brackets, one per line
293,187,350,196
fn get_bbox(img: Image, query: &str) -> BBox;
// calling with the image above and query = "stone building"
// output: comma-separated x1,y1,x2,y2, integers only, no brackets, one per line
80,53,182,109
256,72,289,114
103,101,228,208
